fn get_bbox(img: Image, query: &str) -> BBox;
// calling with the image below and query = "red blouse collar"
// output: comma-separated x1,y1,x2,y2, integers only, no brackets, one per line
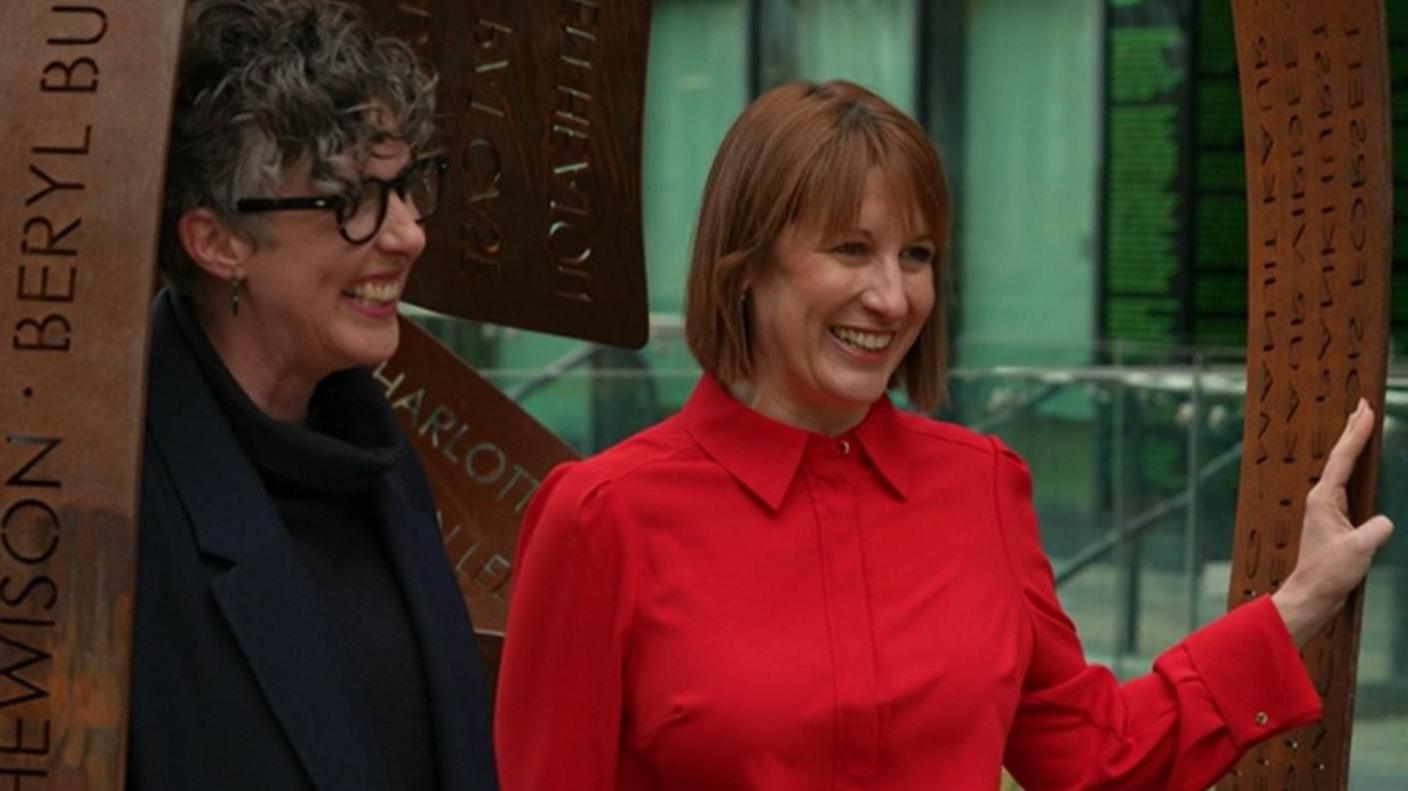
680,375,911,510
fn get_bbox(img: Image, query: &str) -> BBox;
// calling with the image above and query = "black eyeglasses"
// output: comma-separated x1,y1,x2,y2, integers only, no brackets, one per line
235,155,450,244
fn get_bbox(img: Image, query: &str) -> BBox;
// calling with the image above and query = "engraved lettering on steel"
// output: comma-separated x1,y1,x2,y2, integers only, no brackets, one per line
0,2,183,787
359,0,653,347
1222,2,1391,789
373,318,577,638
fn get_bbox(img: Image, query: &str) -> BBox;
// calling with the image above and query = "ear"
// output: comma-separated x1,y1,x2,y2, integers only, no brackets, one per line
177,207,252,281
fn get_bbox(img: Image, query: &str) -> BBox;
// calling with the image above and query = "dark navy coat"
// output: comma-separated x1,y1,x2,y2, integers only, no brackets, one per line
128,292,498,791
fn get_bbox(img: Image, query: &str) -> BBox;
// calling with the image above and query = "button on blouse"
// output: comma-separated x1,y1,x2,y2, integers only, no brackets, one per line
495,376,1322,790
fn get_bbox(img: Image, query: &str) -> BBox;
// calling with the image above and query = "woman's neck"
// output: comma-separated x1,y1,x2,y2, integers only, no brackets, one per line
193,293,320,424
727,379,866,438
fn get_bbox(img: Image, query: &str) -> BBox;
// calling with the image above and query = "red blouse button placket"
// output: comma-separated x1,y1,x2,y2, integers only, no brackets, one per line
805,441,880,789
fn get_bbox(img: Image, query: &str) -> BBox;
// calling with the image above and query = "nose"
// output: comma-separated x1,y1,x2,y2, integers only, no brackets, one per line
859,255,908,320
375,193,426,258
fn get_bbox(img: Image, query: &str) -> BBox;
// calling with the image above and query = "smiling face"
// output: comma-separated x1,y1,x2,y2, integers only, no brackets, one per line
235,139,424,381
743,169,937,435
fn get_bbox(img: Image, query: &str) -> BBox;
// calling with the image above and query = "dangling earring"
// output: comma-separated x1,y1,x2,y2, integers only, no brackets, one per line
737,290,752,353
229,275,244,317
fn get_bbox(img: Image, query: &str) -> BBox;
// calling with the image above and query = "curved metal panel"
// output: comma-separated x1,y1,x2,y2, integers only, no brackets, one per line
1224,2,1393,788
0,3,183,787
363,0,653,348
374,319,578,638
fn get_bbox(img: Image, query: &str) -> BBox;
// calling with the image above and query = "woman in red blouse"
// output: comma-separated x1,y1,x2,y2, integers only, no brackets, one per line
494,80,1392,790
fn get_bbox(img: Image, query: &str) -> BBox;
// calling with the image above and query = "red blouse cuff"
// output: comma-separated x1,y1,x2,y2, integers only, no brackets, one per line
1179,595,1323,746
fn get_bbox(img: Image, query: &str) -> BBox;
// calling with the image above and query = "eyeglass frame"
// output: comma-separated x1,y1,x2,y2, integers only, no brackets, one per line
234,154,450,245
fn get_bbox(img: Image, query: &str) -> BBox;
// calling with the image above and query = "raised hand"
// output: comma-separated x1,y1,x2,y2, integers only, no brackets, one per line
1271,398,1395,647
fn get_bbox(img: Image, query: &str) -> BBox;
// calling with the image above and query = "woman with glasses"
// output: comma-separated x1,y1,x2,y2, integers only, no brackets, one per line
129,1,496,789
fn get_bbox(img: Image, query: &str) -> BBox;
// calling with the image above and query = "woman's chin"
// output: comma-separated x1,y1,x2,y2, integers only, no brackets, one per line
331,323,401,371
817,371,893,409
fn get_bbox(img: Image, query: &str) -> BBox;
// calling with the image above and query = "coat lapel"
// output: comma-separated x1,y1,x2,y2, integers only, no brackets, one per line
209,545,389,791
378,476,498,790
144,293,389,791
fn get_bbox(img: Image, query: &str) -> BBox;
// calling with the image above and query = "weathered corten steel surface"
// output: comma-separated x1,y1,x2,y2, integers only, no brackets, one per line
0,3,182,788
374,318,578,638
1222,2,1392,788
361,0,653,348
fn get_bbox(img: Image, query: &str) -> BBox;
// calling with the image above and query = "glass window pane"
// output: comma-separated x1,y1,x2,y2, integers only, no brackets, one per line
793,0,918,114
957,0,1102,369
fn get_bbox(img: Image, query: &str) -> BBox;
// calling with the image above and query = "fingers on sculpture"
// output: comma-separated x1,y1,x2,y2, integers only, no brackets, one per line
1275,399,1395,646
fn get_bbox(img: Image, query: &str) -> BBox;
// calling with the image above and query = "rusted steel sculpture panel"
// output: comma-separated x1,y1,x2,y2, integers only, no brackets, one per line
375,319,578,638
363,0,653,348
0,3,182,788
5,0,645,783
1223,2,1392,788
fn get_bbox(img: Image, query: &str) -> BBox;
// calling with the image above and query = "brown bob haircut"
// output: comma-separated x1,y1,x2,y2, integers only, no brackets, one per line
684,80,952,412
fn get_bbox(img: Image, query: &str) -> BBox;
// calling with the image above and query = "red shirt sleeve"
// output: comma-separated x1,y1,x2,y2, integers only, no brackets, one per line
990,438,1323,790
494,463,639,791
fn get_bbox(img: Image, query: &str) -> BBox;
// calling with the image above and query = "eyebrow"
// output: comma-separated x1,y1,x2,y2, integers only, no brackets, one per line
843,227,936,245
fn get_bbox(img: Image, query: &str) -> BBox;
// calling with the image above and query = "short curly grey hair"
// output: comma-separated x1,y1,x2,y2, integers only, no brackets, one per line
160,0,438,290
